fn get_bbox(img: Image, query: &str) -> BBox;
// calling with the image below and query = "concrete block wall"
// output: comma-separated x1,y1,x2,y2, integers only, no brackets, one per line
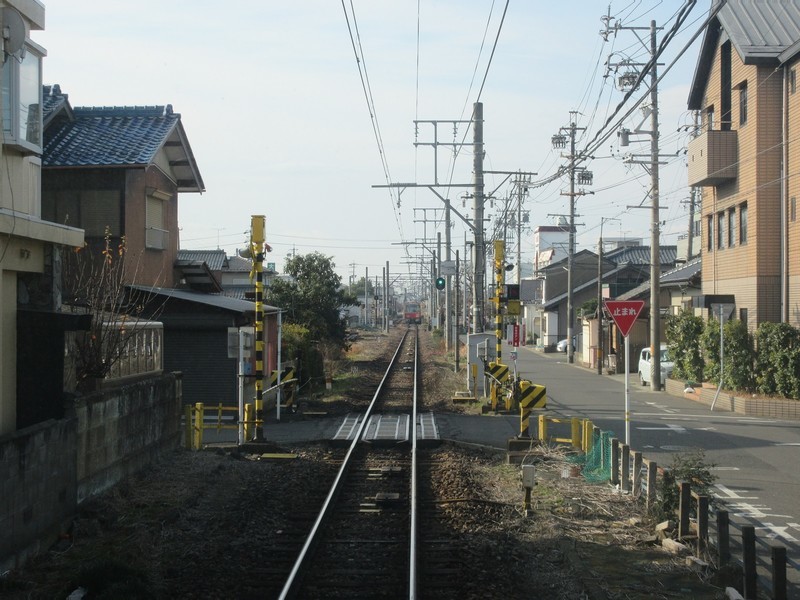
72,373,182,503
0,419,77,572
665,377,800,419
0,372,182,572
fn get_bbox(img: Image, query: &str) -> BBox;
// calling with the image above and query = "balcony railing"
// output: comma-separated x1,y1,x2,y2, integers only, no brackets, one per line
687,130,738,187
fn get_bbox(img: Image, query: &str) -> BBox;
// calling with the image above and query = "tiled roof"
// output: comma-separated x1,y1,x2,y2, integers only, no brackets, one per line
42,85,204,192
617,257,703,301
45,105,179,167
174,259,223,293
42,84,72,127
661,257,702,285
177,249,226,272
224,254,254,272
602,245,677,267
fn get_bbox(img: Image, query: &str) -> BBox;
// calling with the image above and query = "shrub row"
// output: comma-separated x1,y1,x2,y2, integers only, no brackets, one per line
665,311,800,400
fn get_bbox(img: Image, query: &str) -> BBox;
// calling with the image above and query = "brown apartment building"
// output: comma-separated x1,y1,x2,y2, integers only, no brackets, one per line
688,0,800,329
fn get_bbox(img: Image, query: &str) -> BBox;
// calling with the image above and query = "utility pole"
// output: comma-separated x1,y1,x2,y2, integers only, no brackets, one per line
687,111,700,261
597,234,603,375
375,103,490,335
597,217,619,375
464,235,472,333
437,231,443,332
552,113,591,364
493,240,505,362
454,250,460,372
364,267,369,327
648,19,663,391
445,195,452,348
473,102,486,334
608,14,665,390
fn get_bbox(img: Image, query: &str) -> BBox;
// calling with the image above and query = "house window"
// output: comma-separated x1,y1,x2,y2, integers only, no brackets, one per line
739,308,748,326
717,212,725,249
705,105,714,130
739,202,748,244
145,191,170,250
791,197,797,222
727,207,735,247
707,215,714,251
739,82,748,126
1,40,45,153
791,69,797,94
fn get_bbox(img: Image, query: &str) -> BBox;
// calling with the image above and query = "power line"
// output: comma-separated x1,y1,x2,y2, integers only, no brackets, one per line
341,0,405,240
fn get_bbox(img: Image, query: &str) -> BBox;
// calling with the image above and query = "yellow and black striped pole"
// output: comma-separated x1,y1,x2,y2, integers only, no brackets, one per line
251,215,266,441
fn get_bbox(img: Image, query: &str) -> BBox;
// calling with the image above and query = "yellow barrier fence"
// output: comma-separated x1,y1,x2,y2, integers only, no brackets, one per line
185,402,258,450
537,415,596,452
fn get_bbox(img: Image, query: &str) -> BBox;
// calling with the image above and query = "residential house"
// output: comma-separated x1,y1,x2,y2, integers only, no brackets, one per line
687,0,800,329
176,248,285,300
1,3,85,436
40,88,283,408
41,85,204,288
606,256,702,372
531,244,677,352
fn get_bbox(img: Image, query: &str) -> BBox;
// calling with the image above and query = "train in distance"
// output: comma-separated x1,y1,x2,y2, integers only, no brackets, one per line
402,301,422,325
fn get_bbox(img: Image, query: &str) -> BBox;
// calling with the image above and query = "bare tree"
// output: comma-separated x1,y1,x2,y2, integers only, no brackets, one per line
63,228,157,391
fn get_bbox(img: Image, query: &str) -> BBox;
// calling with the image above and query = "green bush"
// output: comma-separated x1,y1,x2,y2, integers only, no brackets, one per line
754,322,800,398
723,319,755,392
651,449,717,522
701,318,754,391
666,313,800,400
701,318,721,384
665,310,704,383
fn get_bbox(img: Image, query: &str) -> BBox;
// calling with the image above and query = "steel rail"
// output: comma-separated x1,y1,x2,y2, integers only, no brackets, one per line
278,328,412,600
409,327,419,599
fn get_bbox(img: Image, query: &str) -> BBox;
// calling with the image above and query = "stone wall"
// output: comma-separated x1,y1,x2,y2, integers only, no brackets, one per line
0,373,182,572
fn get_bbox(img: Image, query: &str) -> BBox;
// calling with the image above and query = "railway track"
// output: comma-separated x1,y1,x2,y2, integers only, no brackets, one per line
279,326,423,599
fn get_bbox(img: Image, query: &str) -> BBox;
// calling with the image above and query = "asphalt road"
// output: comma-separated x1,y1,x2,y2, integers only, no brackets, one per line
510,342,800,599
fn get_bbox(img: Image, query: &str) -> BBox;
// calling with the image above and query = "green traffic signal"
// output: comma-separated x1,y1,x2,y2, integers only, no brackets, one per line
435,276,446,290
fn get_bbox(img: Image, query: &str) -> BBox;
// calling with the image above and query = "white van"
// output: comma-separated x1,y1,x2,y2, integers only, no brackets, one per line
638,344,674,386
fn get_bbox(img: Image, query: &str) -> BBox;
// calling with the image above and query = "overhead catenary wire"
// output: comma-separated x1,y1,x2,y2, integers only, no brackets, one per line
341,0,405,241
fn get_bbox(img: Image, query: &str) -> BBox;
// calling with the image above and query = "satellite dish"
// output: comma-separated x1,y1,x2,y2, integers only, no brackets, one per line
2,7,27,59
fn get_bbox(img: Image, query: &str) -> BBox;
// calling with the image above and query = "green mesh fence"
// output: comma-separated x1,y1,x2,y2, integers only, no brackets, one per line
580,430,615,483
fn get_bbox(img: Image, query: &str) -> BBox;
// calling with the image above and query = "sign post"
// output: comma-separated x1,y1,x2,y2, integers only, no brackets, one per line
604,300,645,445
710,303,735,411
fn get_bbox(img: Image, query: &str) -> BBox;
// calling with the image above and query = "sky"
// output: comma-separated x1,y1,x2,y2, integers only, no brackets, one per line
37,1,710,287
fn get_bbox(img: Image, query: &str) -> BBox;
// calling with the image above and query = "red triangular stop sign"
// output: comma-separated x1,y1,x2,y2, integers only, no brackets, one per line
604,300,645,337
